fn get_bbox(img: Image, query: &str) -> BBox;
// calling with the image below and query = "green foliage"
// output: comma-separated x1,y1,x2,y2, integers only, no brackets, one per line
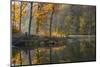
12,26,19,33
12,49,19,58
32,39,41,47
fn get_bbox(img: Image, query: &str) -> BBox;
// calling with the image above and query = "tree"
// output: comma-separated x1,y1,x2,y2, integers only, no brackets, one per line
19,2,22,32
28,2,33,34
12,1,28,33
49,5,55,37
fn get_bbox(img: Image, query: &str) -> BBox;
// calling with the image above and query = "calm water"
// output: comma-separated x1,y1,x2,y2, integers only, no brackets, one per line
12,37,96,66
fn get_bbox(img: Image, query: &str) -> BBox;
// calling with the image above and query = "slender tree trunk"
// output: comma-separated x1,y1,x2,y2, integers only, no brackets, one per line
19,50,22,65
36,4,40,35
36,19,39,34
14,1,17,29
28,2,33,35
35,4,40,64
28,50,32,65
19,2,22,32
49,6,54,63
49,6,54,37
28,2,33,65
36,48,40,64
13,1,15,28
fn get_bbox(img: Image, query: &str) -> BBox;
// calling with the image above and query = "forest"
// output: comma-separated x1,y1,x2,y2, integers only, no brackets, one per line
11,0,96,66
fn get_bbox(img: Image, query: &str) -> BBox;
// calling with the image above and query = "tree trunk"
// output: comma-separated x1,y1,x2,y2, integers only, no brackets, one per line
28,50,32,65
36,4,41,35
35,4,41,63
49,6,54,63
49,6,54,37
19,2,22,32
36,19,39,34
28,2,33,35
19,50,22,65
13,1,15,28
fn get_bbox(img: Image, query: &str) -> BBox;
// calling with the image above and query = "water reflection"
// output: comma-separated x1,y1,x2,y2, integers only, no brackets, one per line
12,37,96,66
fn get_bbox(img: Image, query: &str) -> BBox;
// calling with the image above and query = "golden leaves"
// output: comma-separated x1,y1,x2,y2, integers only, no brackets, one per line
34,11,41,18
34,6,48,22
79,16,85,28
12,2,27,23
12,53,21,65
12,3,20,23
33,3,55,24
79,16,85,33
43,4,54,12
